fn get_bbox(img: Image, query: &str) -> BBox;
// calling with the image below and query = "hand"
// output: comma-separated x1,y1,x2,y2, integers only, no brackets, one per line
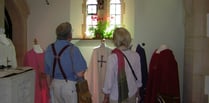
103,94,110,103
136,88,140,102
136,88,140,97
103,99,109,103
76,71,85,77
46,75,52,87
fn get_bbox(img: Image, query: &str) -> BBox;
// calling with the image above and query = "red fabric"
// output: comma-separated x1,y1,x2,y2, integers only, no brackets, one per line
24,49,50,103
112,48,129,102
112,49,125,72
144,49,180,103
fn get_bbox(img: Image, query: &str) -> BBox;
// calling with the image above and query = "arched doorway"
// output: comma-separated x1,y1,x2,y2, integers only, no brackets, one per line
4,8,12,40
5,0,29,66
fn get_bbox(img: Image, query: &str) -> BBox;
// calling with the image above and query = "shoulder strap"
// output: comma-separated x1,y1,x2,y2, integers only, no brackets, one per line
51,43,70,82
122,54,138,80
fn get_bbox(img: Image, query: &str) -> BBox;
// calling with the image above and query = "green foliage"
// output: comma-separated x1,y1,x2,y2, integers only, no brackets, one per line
104,27,114,39
88,21,114,39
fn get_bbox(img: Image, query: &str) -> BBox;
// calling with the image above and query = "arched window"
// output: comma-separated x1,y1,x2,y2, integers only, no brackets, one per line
86,0,98,38
84,0,124,39
110,0,121,27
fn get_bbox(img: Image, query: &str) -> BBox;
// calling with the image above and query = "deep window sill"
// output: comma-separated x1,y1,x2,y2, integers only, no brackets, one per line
71,38,114,47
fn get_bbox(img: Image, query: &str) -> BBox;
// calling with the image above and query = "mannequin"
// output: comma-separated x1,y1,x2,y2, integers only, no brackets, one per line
33,38,44,54
100,38,106,47
156,44,168,53
0,28,10,46
24,38,49,103
145,44,180,103
0,28,17,68
85,39,112,103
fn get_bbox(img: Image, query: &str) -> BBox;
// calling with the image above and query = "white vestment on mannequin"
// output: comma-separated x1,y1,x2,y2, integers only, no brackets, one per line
0,30,17,68
85,43,112,103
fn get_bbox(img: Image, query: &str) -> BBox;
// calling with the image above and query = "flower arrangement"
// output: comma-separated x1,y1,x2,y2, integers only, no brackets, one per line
88,16,115,39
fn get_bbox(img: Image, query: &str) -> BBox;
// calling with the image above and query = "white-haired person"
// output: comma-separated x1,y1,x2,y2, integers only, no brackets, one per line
103,27,142,103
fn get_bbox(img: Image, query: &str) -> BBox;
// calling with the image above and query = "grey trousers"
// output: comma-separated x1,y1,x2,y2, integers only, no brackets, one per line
51,79,77,103
110,95,137,103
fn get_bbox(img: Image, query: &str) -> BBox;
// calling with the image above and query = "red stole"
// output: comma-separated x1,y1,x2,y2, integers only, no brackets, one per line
112,49,128,102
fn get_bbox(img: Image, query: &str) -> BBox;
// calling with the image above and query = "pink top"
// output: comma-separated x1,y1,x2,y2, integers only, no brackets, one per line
24,49,49,103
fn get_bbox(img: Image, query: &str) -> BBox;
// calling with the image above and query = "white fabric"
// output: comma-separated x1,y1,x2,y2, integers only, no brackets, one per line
0,28,9,45
33,44,44,54
0,36,17,68
51,79,77,103
109,94,136,103
85,43,112,103
0,34,10,46
156,44,168,53
102,50,142,101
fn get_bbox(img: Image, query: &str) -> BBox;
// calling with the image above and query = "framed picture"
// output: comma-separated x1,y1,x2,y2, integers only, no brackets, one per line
87,4,97,15
98,0,104,9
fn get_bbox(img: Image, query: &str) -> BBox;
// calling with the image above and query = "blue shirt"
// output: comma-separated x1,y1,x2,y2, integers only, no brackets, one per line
44,40,87,81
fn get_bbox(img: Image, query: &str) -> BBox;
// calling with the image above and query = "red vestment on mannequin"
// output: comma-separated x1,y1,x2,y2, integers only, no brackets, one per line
24,49,49,103
144,49,180,103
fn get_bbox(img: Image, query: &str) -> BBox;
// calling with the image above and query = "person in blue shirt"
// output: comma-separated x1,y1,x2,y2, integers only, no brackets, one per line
44,22,87,103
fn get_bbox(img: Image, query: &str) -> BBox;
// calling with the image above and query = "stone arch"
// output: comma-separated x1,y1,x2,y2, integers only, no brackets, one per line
5,0,29,66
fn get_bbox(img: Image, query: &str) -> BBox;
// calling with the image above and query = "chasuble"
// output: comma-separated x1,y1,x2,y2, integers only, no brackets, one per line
145,49,180,103
24,49,50,103
0,37,17,68
85,43,112,103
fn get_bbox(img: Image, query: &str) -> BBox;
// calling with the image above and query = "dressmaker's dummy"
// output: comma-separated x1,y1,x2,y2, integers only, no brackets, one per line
33,39,44,54
85,39,112,103
0,28,17,68
145,44,180,103
24,38,49,103
156,44,168,53
136,43,148,103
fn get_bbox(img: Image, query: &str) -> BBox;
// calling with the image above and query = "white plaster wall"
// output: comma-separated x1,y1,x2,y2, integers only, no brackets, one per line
27,0,184,100
133,0,185,101
27,0,70,49
123,0,135,37
69,0,83,38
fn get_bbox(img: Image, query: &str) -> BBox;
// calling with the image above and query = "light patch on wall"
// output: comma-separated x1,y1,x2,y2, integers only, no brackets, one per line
205,76,209,95
207,13,209,37
70,0,83,38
